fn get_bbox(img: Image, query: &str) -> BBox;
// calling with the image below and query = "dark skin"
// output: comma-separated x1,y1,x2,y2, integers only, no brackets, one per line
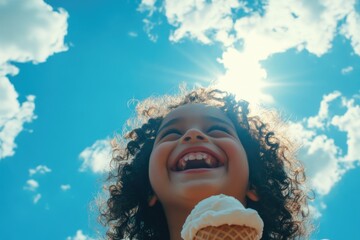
148,104,259,240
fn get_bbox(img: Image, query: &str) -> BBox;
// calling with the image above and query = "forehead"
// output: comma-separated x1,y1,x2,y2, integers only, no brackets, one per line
160,103,234,128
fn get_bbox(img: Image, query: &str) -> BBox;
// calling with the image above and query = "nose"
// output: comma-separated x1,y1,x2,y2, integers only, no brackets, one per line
181,128,209,143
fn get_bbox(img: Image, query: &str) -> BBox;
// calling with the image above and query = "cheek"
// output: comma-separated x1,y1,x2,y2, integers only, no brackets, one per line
148,142,174,192
216,138,248,160
216,139,249,176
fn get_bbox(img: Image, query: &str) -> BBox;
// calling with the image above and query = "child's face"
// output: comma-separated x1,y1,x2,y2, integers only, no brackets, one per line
149,103,251,209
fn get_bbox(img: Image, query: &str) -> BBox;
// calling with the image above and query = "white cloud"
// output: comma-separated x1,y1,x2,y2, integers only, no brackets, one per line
79,139,111,173
66,230,94,240
29,165,52,176
0,78,36,159
24,166,53,203
138,0,157,14
287,121,343,196
24,179,44,204
308,201,327,220
307,91,341,129
128,31,138,37
0,0,68,65
24,179,39,192
33,193,41,204
61,184,71,191
0,0,68,159
165,0,241,45
332,98,360,163
341,66,354,75
137,1,359,102
288,91,360,197
0,63,19,77
234,0,354,57
341,8,360,55
0,77,20,120
139,0,357,55
300,134,344,195
143,18,158,42
308,204,322,220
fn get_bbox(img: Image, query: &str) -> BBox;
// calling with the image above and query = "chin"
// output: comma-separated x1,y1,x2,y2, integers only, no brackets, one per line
178,185,225,206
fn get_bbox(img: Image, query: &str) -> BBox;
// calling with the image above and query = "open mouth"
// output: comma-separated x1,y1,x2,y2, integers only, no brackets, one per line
175,152,223,171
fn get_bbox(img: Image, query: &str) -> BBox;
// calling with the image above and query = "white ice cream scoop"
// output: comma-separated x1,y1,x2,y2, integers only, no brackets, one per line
181,194,264,240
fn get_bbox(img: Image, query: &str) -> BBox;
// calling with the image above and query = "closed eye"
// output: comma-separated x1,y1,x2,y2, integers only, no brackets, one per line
208,125,231,134
159,128,182,139
207,125,234,137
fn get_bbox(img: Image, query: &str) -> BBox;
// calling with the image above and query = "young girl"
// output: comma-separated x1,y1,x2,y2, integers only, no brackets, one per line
100,88,311,240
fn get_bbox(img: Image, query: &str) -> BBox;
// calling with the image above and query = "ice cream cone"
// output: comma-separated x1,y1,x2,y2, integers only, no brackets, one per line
181,195,263,240
194,224,257,240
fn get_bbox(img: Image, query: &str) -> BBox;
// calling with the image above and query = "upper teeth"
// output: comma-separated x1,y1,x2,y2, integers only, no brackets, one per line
184,152,208,161
176,152,218,171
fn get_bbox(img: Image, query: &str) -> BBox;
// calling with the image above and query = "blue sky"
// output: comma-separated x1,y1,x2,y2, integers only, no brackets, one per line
0,0,359,239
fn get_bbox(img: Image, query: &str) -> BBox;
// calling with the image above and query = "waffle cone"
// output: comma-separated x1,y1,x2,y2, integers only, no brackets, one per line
193,224,258,240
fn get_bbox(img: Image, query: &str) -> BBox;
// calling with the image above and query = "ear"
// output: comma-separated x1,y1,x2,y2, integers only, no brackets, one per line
148,195,158,207
246,188,259,202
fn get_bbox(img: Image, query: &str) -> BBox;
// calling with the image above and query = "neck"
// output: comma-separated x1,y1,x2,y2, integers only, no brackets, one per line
163,204,192,240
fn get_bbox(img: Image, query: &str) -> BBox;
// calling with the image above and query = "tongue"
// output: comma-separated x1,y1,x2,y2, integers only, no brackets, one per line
184,160,210,170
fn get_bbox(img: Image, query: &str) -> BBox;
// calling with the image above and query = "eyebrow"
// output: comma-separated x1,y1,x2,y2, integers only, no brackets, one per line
157,118,181,134
157,115,234,134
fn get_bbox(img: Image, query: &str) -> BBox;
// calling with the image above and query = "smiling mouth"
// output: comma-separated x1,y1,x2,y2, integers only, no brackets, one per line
175,152,223,171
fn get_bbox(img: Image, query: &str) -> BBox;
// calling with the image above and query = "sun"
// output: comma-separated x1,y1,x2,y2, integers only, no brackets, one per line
166,47,273,104
214,74,272,104
214,47,273,104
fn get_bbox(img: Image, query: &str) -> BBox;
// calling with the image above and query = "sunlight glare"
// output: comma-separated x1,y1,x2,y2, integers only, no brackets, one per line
214,47,273,103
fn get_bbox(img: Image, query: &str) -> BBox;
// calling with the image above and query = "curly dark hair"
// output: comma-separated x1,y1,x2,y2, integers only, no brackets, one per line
100,88,311,240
